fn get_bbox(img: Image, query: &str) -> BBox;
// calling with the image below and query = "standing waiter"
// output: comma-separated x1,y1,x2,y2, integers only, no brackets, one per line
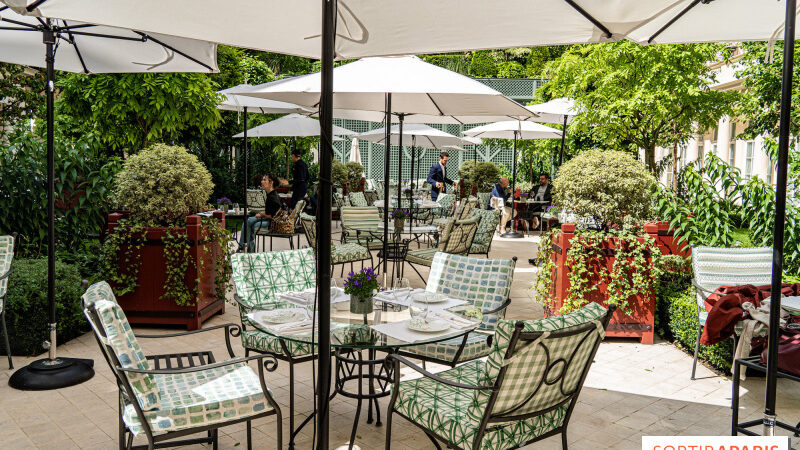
427,151,454,201
281,148,310,208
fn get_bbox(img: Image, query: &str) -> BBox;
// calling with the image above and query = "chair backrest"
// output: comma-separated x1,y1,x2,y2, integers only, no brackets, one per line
427,252,515,330
468,303,613,435
363,190,378,206
375,181,385,199
341,206,381,231
456,199,478,220
247,189,266,211
470,208,501,248
0,235,16,301
299,213,318,250
349,191,368,207
477,192,491,210
692,246,773,305
82,281,161,411
292,199,306,228
231,248,317,314
435,193,456,216
440,216,479,255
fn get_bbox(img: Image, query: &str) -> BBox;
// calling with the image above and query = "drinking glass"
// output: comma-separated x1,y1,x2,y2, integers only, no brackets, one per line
233,203,239,213
392,278,410,303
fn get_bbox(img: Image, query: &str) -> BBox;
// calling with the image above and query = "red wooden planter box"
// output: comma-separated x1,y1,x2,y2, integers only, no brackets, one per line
107,211,226,330
549,222,688,344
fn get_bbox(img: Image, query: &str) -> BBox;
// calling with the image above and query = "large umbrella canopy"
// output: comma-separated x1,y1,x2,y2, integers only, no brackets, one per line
358,123,476,149
526,97,578,125
232,113,355,138
328,108,538,125
235,56,534,119
218,83,311,114
464,121,563,140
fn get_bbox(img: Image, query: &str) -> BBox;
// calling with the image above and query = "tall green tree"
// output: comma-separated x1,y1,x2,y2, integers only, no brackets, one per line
543,42,737,172
0,63,45,141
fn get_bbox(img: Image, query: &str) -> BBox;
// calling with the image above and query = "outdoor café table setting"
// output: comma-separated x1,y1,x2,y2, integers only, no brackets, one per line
245,286,482,449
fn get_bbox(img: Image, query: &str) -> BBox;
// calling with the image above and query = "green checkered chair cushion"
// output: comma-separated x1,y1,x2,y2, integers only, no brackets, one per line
121,361,273,436
393,360,568,450
470,242,490,255
477,192,491,210
427,252,515,331
405,247,439,267
401,330,491,363
88,298,161,411
432,217,454,227
0,235,15,312
349,191,368,207
469,209,501,247
433,193,455,217
241,329,313,356
332,242,371,264
441,217,480,255
246,189,266,213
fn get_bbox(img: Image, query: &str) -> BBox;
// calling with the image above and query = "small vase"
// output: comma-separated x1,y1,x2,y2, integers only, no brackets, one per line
350,294,374,315
221,204,229,213
394,218,405,233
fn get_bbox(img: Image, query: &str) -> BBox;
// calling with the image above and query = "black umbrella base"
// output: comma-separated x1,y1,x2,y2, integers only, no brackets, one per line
9,357,94,390
501,231,524,239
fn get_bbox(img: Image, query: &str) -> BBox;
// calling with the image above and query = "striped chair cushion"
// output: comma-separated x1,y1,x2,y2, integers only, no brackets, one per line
0,235,14,307
692,246,773,293
406,247,439,267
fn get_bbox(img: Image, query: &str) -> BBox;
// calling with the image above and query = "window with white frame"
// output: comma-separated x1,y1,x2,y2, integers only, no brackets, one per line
745,141,754,179
729,123,737,166
697,143,704,168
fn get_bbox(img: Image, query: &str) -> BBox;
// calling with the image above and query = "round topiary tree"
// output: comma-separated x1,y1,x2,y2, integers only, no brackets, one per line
553,149,655,225
458,160,501,192
114,144,213,224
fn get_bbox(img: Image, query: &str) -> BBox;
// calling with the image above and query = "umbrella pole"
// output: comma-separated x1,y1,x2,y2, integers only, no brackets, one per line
409,139,416,227
558,114,567,167
9,25,94,391
763,0,795,435
397,115,405,206
501,131,523,239
315,0,335,446
243,106,248,253
382,94,392,282
474,146,477,162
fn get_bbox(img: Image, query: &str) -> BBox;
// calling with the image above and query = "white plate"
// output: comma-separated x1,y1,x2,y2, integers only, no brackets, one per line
257,309,306,324
412,292,448,304
407,318,450,333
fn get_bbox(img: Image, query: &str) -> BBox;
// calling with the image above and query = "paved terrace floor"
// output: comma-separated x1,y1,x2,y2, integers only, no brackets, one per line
1,226,799,449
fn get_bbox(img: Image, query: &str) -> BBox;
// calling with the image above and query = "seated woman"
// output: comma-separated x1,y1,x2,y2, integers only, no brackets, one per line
239,173,283,252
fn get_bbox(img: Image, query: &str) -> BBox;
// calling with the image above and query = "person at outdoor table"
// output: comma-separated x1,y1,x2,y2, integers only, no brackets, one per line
529,172,553,229
239,173,283,252
280,148,309,208
491,177,516,233
427,151,454,201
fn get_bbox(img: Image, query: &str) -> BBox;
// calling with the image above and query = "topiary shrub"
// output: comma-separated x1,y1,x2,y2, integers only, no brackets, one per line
331,160,364,190
553,149,656,225
654,255,693,340
114,143,213,224
458,161,501,192
3,258,86,356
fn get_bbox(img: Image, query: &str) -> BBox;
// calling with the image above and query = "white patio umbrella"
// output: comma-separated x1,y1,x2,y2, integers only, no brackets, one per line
0,5,218,391
232,113,356,138
217,84,311,254
348,138,361,164
526,97,578,166
465,121,562,238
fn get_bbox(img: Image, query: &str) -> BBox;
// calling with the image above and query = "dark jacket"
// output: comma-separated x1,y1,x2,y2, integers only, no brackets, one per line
489,183,511,208
427,163,454,198
264,190,283,217
291,159,310,187
529,183,553,204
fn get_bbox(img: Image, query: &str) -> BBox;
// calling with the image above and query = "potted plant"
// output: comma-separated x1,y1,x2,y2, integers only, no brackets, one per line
343,267,380,314
216,196,232,213
103,144,231,330
391,208,410,237
534,149,681,344
458,160,500,194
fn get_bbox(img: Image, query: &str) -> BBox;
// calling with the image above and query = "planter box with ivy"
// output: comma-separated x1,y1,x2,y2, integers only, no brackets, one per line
102,144,232,330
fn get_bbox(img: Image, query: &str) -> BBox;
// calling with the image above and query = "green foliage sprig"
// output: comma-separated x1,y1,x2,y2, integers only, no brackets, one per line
101,219,148,297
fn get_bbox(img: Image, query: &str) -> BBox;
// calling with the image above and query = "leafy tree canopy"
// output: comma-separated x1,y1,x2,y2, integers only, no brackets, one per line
542,42,737,172
0,63,45,142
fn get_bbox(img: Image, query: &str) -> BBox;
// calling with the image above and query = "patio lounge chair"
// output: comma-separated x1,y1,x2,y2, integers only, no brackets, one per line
398,252,516,368
341,206,384,250
386,302,615,450
467,208,501,257
406,216,479,281
231,248,319,447
0,233,15,369
690,246,773,380
82,281,282,450
300,213,373,276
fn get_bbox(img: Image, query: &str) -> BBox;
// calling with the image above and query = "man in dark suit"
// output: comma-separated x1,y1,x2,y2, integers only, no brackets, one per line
427,151,454,201
281,149,309,208
529,172,553,229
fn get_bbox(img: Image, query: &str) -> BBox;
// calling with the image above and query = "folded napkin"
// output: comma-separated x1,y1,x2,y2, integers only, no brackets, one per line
265,320,315,335
429,310,478,330
279,287,348,306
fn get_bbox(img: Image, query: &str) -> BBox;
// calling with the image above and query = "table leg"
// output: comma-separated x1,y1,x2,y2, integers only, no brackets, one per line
348,350,364,450
732,359,740,436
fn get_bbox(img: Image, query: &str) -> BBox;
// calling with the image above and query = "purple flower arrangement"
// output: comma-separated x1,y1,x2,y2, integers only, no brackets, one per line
343,267,380,299
216,196,233,206
390,208,410,220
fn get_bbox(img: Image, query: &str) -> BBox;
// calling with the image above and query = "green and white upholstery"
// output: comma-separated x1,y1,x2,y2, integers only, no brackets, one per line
468,209,501,257
406,220,455,268
82,281,281,448
246,189,266,213
477,192,491,210
231,249,316,357
389,303,612,450
349,191,368,207
689,246,773,379
432,193,456,226
300,213,372,267
0,235,13,368
406,217,479,271
340,206,384,249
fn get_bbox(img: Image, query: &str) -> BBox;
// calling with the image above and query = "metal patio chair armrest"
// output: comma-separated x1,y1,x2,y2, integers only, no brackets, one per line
386,354,493,391
0,266,12,282
691,279,717,299
118,353,278,376
135,323,242,358
483,298,511,315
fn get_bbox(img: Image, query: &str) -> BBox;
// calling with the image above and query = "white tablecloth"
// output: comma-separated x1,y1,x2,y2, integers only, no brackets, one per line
374,289,468,310
278,287,349,306
370,319,474,344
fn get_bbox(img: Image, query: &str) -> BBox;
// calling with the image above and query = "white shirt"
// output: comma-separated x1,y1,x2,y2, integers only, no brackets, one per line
440,162,446,180
535,184,547,201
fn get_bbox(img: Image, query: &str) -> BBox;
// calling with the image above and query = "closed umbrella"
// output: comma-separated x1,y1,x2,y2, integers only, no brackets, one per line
217,84,311,254
526,97,578,166
348,138,361,164
465,121,561,238
0,4,218,391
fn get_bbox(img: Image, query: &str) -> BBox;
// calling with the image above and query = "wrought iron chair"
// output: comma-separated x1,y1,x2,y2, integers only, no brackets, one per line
0,233,15,369
300,213,373,276
406,216,480,281
386,303,615,450
255,199,305,251
231,248,319,447
690,246,773,379
399,252,516,368
340,206,384,249
246,188,266,214
363,190,379,206
82,281,281,450
349,191,369,207
477,192,491,210
431,193,456,226
467,208,501,257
